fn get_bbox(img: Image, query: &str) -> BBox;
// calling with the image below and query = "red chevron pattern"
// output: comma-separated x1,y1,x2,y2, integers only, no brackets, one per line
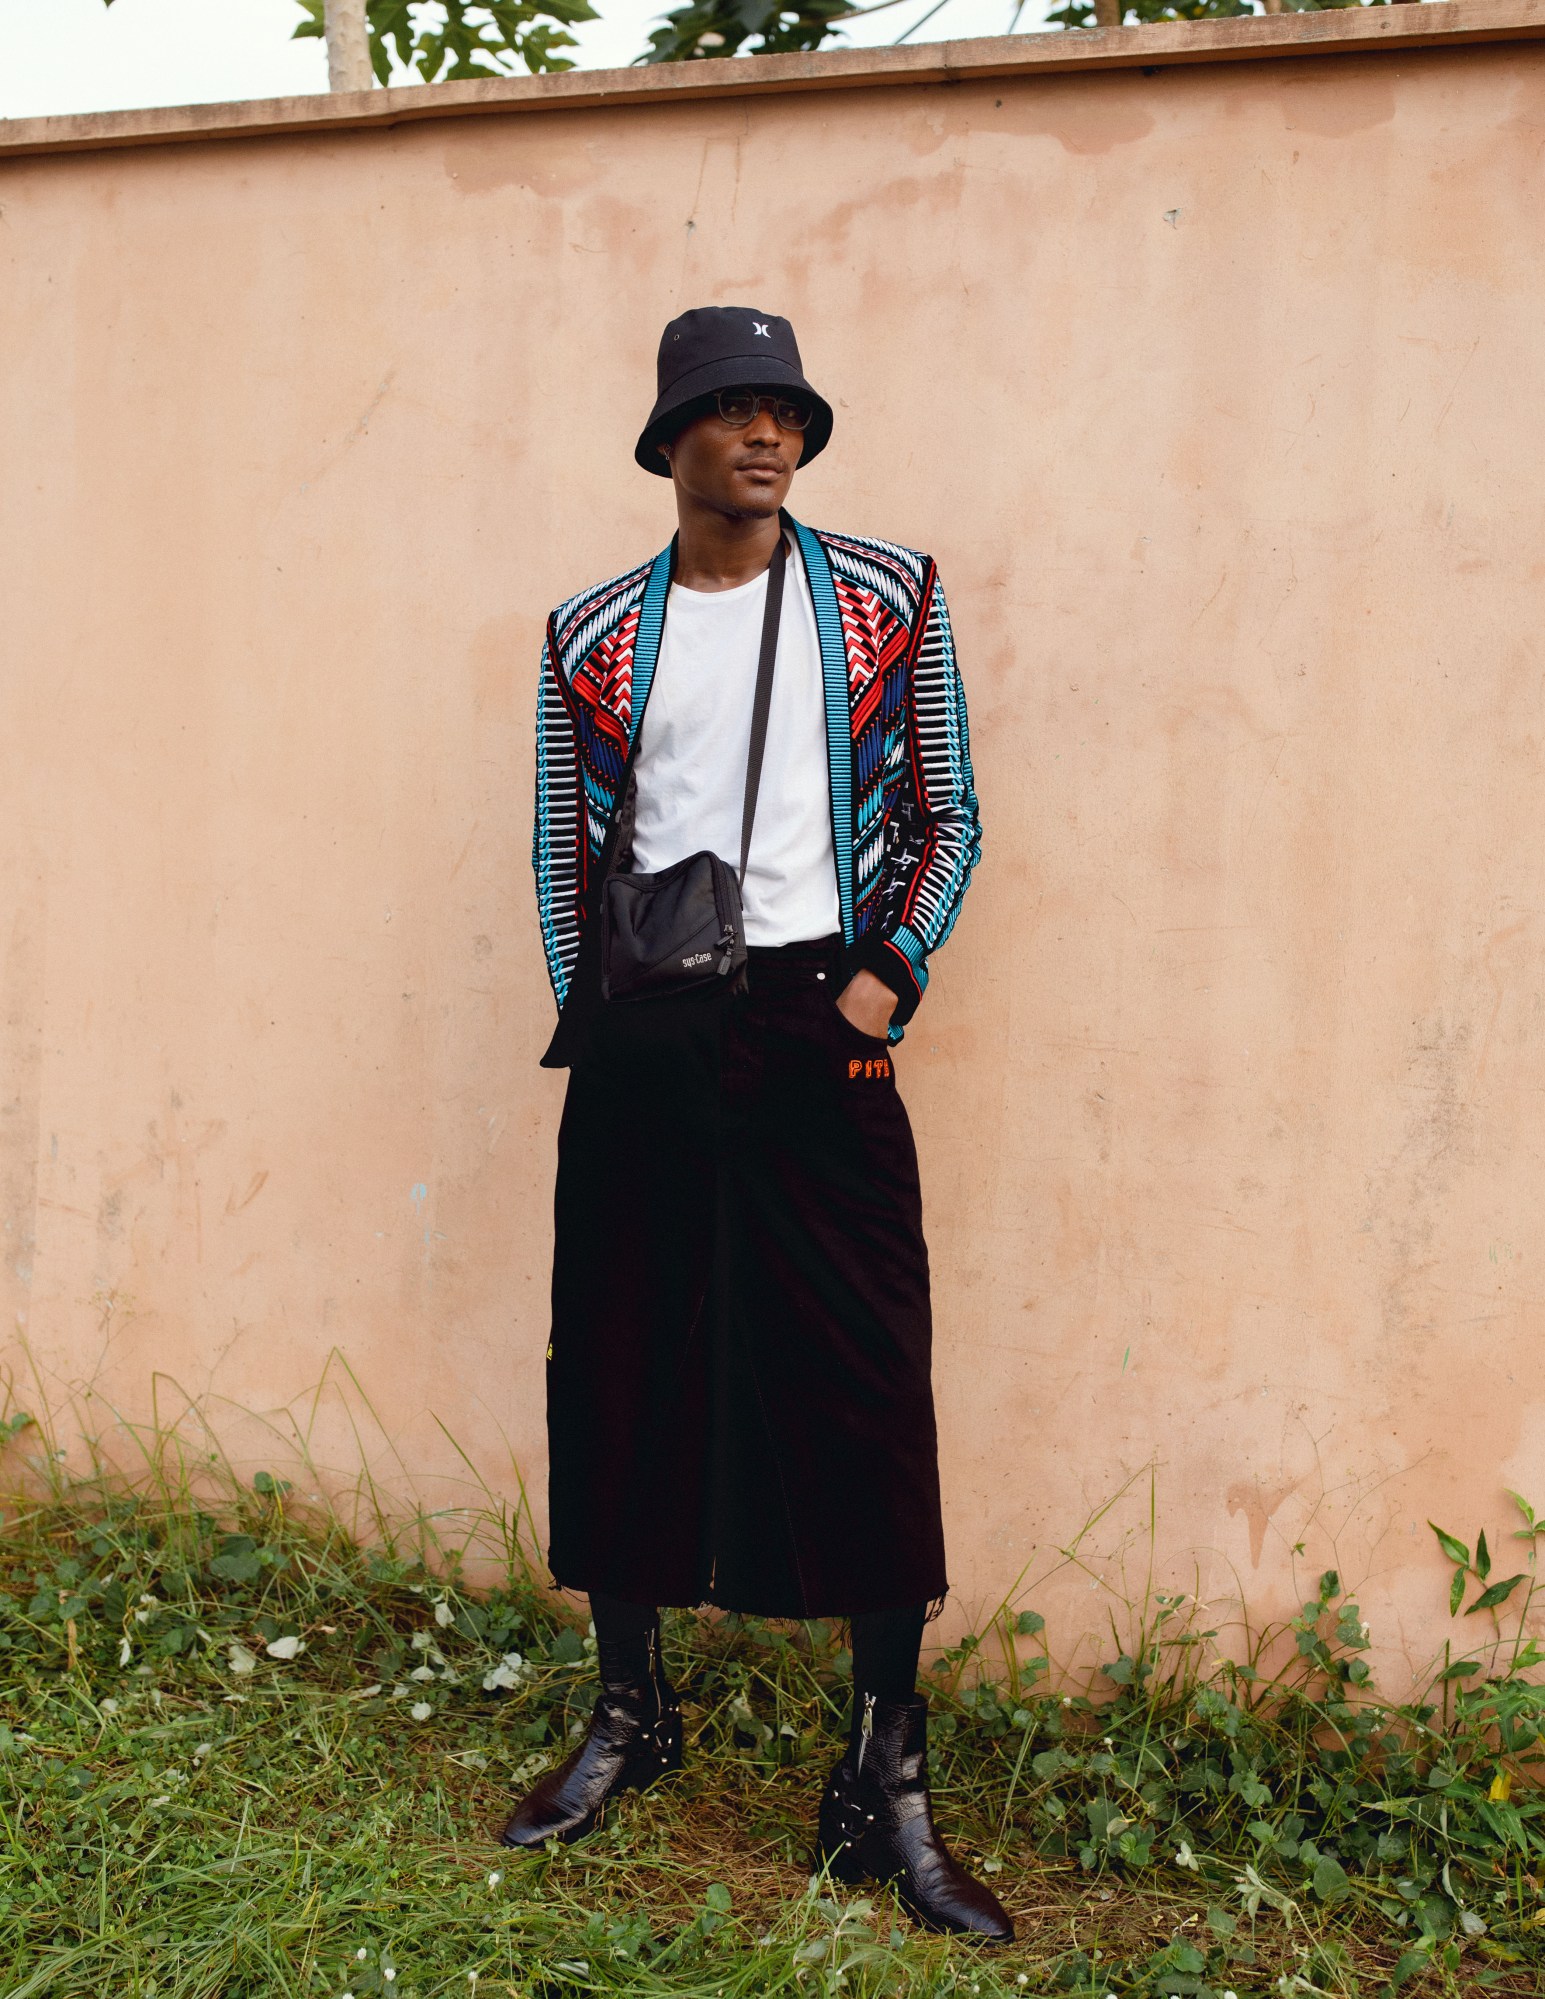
835,578,909,740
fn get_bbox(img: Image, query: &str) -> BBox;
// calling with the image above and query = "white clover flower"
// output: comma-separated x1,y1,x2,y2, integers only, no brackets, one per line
409,1665,437,1683
150,1794,171,1807
265,1635,305,1661
434,1600,454,1628
1175,1840,1199,1870
139,1594,157,1606
356,1948,368,1960
228,1642,257,1675
100,1699,118,1715
1062,1694,1073,1706
411,1632,434,1652
118,1637,133,1667
391,1684,411,1699
410,1701,432,1721
383,1972,396,1984
487,1871,502,1889
481,1654,523,1692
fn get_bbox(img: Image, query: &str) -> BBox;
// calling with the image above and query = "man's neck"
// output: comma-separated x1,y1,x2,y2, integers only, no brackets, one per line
672,501,784,593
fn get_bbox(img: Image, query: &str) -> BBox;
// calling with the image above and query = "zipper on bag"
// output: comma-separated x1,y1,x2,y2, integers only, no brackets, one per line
713,864,738,975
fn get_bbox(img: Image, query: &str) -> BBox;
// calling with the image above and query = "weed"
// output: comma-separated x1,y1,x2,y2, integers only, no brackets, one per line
1,1390,1542,1998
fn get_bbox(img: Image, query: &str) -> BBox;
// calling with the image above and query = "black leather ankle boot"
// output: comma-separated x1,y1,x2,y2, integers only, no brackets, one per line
498,1625,681,1847
815,1690,1014,1941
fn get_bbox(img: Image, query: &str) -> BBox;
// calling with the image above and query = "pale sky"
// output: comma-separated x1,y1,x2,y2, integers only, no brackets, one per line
0,0,1058,121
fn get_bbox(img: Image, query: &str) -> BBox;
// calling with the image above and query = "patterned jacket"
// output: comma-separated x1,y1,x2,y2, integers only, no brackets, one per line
532,516,981,1048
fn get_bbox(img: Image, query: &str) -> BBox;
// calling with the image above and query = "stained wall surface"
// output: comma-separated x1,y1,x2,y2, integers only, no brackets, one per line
4,37,1543,1691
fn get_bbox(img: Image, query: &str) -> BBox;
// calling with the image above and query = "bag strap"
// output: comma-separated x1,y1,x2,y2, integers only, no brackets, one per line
738,531,787,887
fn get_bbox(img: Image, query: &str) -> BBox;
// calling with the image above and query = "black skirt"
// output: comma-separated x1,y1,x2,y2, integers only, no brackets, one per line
545,934,947,1619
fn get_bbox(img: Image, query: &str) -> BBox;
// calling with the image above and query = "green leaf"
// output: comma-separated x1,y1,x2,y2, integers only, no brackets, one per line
704,1882,732,1912
1440,1661,1481,1680
1450,1566,1466,1616
1476,1528,1491,1581
1383,1947,1433,1992
1430,1522,1470,1568
1015,1609,1045,1636
1465,1575,1526,1615
1312,1853,1351,1903
208,1534,262,1585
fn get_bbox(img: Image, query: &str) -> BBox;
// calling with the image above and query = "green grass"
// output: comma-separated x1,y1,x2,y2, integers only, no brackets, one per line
2,1402,1544,1999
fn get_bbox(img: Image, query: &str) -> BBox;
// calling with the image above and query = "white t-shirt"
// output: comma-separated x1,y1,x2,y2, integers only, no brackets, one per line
629,539,840,948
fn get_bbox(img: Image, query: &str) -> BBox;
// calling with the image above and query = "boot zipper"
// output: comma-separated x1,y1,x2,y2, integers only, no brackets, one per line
854,1690,875,1777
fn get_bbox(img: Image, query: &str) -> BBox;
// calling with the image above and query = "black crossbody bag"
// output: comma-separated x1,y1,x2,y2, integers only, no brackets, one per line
597,535,787,1003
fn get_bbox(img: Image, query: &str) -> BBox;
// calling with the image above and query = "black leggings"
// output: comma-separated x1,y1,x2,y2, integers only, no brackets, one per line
590,1593,926,1701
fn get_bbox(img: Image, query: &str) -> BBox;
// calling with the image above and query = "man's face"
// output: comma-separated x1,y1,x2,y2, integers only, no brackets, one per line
660,391,803,518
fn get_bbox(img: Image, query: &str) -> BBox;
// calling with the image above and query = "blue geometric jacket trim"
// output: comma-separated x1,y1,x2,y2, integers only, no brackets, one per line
531,518,982,1039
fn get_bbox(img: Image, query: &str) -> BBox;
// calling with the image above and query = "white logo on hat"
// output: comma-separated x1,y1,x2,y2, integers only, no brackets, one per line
752,321,771,337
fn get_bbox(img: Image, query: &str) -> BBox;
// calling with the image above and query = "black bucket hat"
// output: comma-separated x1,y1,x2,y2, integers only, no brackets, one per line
635,306,834,476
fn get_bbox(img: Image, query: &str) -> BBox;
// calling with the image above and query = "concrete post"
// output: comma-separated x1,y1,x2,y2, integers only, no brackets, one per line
325,0,374,93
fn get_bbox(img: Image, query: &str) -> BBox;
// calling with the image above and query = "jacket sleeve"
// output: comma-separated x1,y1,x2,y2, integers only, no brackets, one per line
532,615,585,1012
852,563,982,1028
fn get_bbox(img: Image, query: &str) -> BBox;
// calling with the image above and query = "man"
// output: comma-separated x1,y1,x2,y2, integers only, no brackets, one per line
505,307,1007,1942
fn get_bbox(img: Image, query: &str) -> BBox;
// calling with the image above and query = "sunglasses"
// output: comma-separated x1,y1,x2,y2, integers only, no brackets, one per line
714,388,813,432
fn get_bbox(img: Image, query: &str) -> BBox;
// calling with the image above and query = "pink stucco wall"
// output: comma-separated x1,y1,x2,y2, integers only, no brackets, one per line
4,17,1543,1692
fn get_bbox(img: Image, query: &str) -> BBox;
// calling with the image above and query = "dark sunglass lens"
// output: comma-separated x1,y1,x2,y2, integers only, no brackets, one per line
718,392,757,423
775,401,812,430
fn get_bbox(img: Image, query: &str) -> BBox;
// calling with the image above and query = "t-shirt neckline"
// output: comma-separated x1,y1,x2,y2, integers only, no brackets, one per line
669,536,799,603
